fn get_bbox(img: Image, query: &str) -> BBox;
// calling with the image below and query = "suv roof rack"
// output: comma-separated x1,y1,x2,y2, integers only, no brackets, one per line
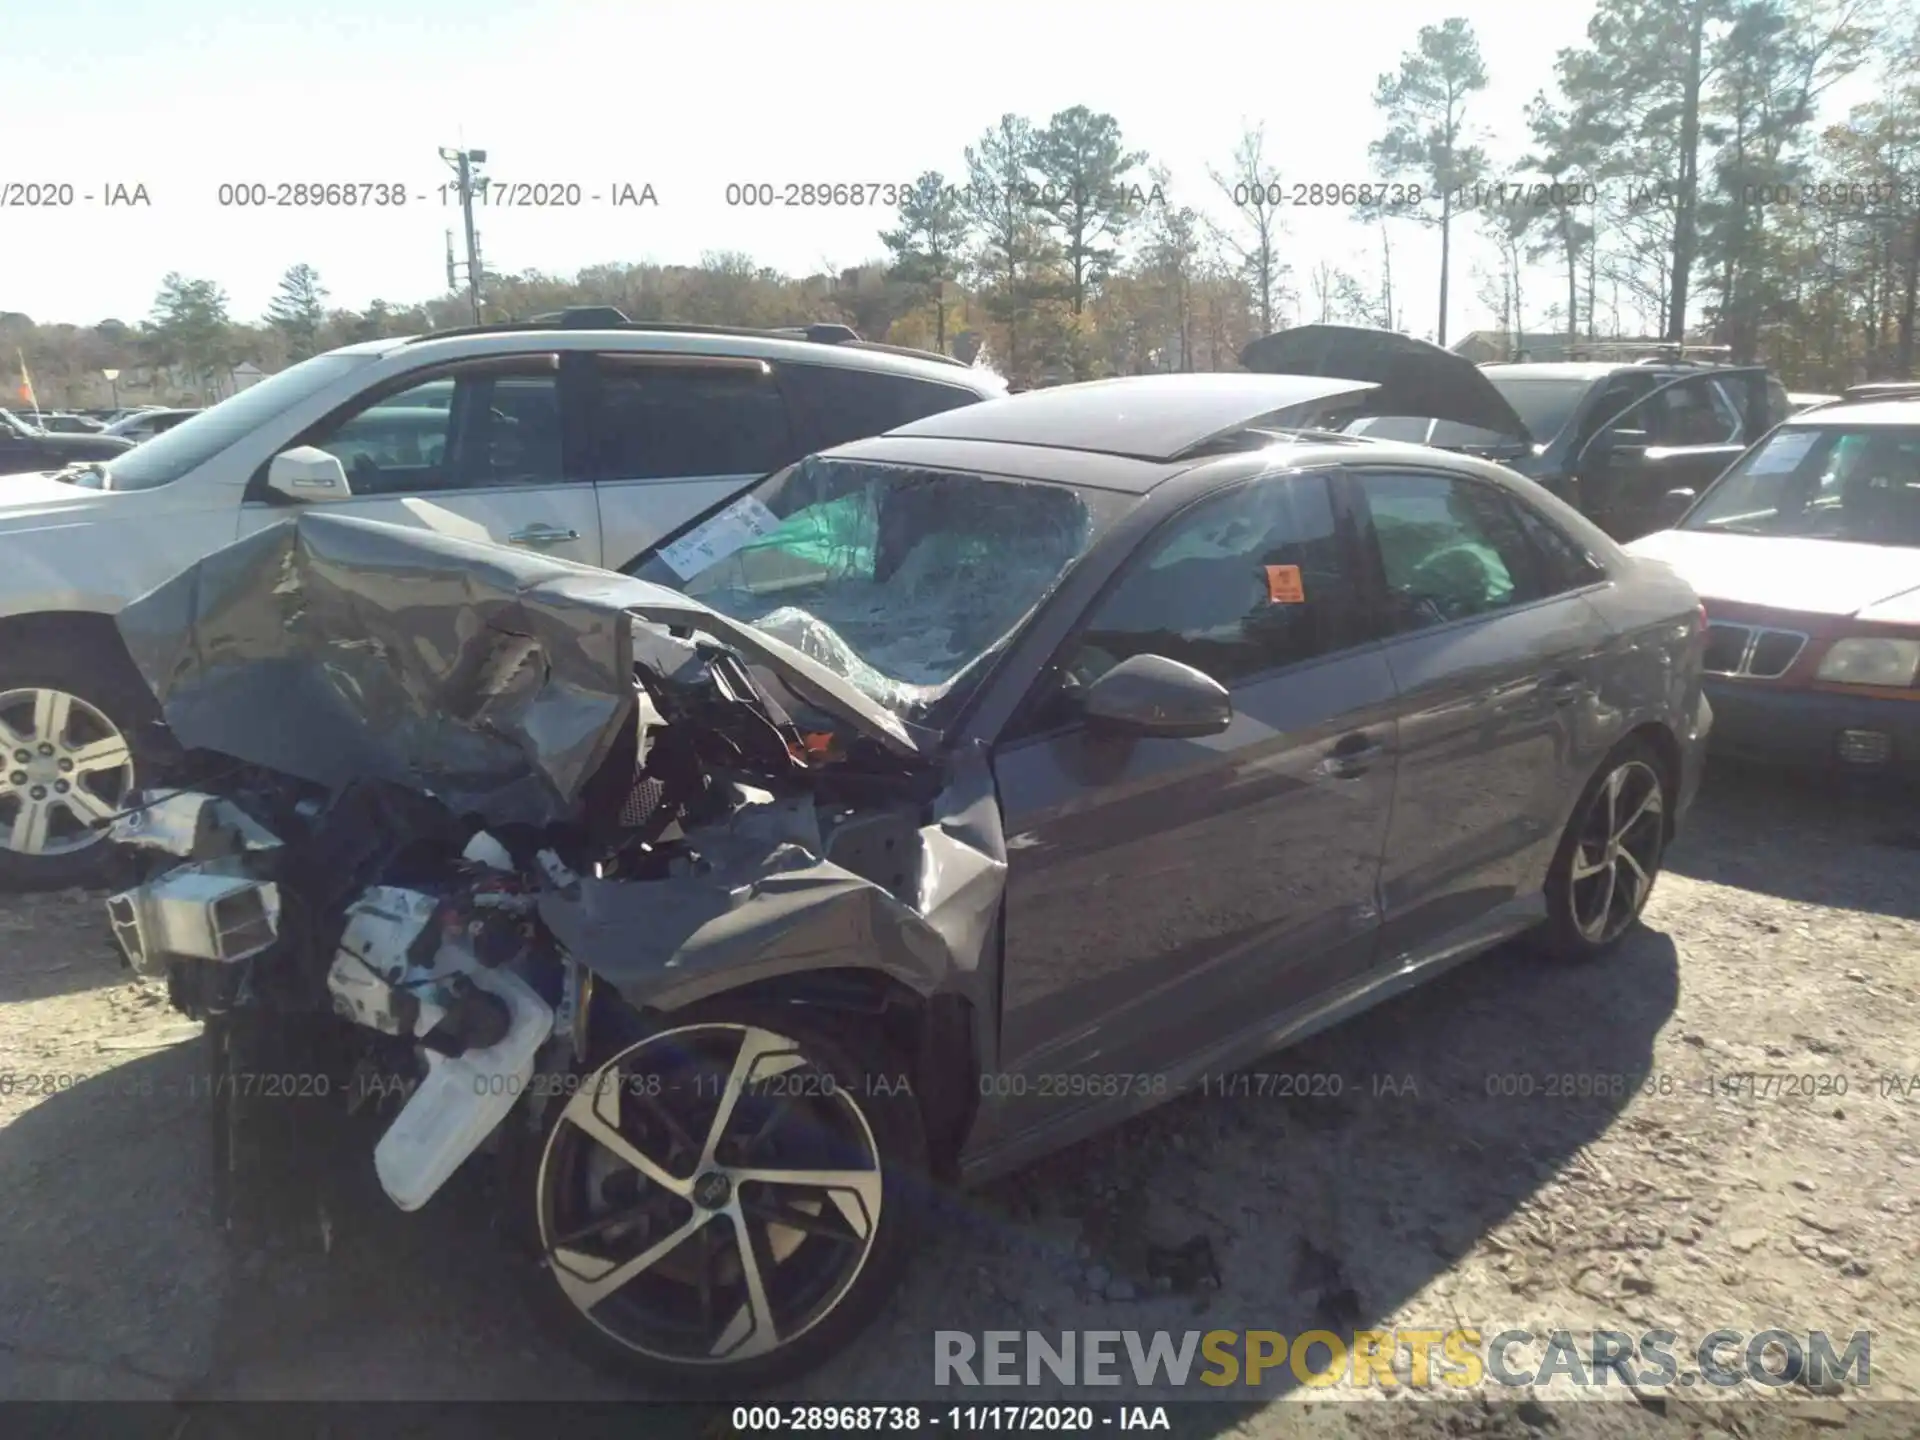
1505,341,1751,366
1537,340,1735,365
404,306,971,368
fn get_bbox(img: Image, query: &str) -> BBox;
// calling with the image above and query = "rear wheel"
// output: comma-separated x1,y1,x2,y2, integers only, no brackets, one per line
523,1001,927,1393
1539,737,1670,961
0,642,151,889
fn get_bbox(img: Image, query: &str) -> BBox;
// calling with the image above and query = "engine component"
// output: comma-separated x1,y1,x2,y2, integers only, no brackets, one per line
420,974,512,1053
105,859,282,976
461,830,515,872
326,887,442,1035
109,789,283,860
374,952,553,1212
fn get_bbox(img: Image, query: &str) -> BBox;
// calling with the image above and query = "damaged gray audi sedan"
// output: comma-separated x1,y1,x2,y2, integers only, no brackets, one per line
100,372,1712,1392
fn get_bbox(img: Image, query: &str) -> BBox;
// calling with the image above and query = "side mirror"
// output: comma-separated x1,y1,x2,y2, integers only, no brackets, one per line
1082,654,1233,740
1656,487,1698,527
265,446,353,502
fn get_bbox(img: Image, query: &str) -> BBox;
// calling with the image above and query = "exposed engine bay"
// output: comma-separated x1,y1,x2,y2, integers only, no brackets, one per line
101,512,1006,1216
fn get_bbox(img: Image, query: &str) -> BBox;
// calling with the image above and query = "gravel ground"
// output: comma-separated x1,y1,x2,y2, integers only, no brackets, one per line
0,761,1916,1440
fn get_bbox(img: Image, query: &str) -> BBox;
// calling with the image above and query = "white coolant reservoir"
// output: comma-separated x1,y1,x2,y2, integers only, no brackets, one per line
374,955,553,1212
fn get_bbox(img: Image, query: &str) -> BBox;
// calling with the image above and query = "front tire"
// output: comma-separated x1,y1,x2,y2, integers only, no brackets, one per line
1538,737,1671,961
521,1001,928,1394
0,640,153,889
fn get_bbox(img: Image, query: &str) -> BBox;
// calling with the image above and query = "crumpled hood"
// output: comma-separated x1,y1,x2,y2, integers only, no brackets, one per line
1626,529,1920,618
113,512,933,826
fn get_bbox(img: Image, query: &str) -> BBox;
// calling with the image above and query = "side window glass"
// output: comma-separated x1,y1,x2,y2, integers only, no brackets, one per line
1507,495,1607,592
1585,376,1651,436
1645,376,1741,445
1359,471,1545,632
1765,377,1793,428
466,372,567,489
1016,475,1357,737
590,362,793,481
305,377,456,496
784,365,985,450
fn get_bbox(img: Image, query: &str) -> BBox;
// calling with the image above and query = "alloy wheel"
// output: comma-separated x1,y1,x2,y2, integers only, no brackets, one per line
1568,758,1665,945
0,687,135,857
535,1022,885,1367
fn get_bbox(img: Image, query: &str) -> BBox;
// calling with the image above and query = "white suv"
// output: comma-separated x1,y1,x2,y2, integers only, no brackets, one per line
0,309,1004,884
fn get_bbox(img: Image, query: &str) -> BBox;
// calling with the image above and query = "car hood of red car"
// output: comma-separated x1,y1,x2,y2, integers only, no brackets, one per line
1627,529,1920,620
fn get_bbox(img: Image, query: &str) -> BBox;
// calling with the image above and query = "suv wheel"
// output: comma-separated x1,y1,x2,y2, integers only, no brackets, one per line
522,1002,928,1393
0,643,151,889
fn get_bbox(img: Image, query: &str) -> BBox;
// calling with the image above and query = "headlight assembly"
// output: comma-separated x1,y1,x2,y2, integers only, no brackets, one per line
1815,637,1920,687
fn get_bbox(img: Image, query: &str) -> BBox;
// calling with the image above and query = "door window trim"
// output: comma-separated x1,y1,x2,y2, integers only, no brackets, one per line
243,352,564,503
1340,463,1603,642
1499,490,1613,599
999,466,1381,746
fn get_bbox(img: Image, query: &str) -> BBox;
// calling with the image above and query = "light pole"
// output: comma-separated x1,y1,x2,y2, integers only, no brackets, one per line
439,147,487,324
102,368,120,410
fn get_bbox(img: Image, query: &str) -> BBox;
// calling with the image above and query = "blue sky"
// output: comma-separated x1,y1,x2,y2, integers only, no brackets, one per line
0,0,1866,342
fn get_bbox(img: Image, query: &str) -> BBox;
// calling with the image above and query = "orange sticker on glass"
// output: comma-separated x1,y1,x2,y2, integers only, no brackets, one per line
1264,564,1306,604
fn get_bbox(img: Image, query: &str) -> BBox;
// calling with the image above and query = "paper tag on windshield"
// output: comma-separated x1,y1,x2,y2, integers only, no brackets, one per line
1746,429,1819,476
1265,564,1306,604
656,494,783,580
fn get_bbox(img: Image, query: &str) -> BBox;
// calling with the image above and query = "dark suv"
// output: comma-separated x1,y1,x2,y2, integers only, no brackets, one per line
0,409,133,476
1242,326,1792,542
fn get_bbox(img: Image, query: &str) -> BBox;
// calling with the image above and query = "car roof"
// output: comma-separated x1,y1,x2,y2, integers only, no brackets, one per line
823,433,1192,493
832,419,1529,497
881,373,1380,463
1782,398,1920,426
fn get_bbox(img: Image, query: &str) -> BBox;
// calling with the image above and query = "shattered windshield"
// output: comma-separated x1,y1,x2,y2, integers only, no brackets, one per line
1682,425,1920,545
629,457,1112,717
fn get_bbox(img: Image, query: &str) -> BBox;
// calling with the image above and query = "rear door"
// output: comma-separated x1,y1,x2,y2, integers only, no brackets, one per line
1347,465,1613,961
583,355,803,572
979,469,1399,1150
235,353,604,566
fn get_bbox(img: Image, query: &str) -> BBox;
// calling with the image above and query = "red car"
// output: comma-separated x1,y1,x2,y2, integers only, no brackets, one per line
1628,393,1920,780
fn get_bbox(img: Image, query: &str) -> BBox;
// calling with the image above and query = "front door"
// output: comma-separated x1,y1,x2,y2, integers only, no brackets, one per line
977,469,1398,1152
1582,374,1754,540
1346,466,1611,960
236,355,604,566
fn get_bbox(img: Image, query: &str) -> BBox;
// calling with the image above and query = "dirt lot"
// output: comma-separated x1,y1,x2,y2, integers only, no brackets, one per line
1,762,1916,1438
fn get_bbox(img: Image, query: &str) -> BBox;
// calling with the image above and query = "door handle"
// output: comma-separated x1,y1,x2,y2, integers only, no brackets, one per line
1317,733,1384,780
1542,670,1589,706
507,524,580,547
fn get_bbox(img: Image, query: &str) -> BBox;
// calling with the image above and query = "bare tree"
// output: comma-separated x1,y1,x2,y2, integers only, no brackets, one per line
1209,122,1291,335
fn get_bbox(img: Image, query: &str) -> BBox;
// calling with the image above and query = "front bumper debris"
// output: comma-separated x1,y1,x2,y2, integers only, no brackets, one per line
98,512,1009,1212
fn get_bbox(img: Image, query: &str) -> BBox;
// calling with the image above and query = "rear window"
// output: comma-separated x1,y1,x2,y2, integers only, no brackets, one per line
783,364,987,451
